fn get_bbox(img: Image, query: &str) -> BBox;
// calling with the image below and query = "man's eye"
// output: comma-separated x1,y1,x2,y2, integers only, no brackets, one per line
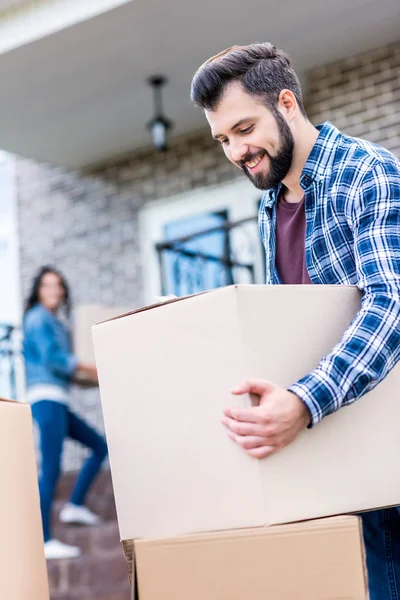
220,138,229,146
240,126,253,135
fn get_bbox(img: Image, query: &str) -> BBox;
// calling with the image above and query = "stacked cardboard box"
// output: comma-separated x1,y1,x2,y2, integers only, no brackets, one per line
130,517,366,600
93,285,400,599
0,399,49,599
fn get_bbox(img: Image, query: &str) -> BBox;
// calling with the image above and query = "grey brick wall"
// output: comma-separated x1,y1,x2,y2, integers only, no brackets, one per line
17,41,400,470
306,42,400,157
17,129,239,310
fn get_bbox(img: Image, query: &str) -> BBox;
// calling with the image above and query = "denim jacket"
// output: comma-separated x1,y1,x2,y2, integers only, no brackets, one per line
23,304,77,390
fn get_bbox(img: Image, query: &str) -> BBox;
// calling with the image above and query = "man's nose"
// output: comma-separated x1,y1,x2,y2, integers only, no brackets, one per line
229,140,248,164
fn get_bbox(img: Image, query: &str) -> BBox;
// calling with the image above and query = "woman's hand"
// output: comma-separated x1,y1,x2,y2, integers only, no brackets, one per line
77,363,98,383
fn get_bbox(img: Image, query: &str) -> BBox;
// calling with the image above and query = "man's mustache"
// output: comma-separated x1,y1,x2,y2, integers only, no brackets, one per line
237,149,270,170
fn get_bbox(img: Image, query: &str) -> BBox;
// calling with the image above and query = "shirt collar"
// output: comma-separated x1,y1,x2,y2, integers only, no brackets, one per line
262,121,342,208
300,121,341,185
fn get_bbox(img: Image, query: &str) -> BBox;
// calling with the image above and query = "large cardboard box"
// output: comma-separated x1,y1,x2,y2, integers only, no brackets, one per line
130,516,367,600
92,285,400,542
0,399,49,599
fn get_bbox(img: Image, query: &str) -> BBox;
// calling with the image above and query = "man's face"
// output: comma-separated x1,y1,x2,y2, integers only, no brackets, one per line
206,82,294,190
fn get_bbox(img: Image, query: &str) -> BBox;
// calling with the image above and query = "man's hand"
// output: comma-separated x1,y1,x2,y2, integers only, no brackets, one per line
222,379,311,459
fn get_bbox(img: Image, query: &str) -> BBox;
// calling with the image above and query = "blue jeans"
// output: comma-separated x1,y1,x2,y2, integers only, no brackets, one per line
362,508,400,599
32,400,108,542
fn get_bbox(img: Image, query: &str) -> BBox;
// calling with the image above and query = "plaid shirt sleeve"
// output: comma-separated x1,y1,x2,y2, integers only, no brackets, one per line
289,160,400,426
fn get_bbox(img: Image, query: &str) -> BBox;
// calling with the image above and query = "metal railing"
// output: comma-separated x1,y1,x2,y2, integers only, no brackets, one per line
0,323,24,400
155,216,265,297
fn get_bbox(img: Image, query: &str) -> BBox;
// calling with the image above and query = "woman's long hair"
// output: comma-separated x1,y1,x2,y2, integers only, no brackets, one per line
24,266,71,316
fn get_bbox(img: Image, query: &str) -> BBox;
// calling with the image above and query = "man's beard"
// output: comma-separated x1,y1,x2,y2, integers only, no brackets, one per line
238,110,294,190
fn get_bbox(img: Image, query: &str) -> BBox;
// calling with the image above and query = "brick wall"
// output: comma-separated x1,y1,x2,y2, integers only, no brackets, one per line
16,41,400,470
306,42,400,157
17,129,239,309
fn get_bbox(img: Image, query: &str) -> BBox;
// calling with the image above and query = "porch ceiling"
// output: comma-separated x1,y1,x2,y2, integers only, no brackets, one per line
0,0,398,168
0,0,31,13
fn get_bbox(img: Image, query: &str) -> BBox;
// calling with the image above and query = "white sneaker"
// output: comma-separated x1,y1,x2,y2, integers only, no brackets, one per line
44,539,81,560
60,503,102,526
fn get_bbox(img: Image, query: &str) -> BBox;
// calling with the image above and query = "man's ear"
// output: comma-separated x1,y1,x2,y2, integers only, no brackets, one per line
278,89,297,120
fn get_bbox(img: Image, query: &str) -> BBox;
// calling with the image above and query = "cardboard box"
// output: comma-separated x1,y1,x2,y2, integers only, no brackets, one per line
0,399,49,599
92,285,400,541
74,303,130,364
130,516,367,600
73,304,130,387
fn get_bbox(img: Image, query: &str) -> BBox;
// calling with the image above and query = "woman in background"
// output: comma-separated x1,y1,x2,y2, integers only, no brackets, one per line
24,266,108,560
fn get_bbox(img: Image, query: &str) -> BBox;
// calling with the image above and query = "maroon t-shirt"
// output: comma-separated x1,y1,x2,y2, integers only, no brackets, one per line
275,196,312,284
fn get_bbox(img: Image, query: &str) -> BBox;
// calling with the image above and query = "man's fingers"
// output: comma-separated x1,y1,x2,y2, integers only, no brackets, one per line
223,406,271,424
222,416,271,437
227,432,272,450
231,378,276,397
247,445,277,459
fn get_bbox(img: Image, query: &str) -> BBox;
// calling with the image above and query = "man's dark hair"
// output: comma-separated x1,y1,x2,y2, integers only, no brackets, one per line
191,42,306,116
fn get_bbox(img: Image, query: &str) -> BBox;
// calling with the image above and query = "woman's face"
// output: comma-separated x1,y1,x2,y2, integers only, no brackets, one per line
38,272,65,312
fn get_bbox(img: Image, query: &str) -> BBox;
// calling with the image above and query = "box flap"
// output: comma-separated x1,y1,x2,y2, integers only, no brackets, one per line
134,514,361,546
92,285,251,326
93,290,214,326
100,283,358,326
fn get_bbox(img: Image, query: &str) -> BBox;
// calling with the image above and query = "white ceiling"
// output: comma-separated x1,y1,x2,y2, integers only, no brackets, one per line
0,0,398,168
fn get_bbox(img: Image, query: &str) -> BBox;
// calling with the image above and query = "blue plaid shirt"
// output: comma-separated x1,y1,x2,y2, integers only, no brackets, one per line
259,121,400,426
